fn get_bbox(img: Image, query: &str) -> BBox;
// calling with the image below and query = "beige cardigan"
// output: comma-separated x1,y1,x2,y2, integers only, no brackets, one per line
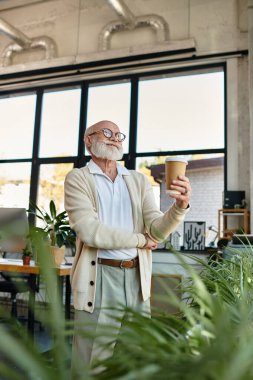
64,166,189,313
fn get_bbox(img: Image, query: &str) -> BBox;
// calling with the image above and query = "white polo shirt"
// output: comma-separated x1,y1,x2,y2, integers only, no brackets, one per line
87,160,137,260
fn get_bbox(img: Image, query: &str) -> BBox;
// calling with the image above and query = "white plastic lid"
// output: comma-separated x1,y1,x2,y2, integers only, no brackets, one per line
165,156,188,164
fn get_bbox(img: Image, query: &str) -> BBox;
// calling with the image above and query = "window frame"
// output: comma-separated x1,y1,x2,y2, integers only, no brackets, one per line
0,62,227,212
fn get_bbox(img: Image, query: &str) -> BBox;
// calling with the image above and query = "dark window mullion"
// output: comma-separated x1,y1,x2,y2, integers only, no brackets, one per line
127,77,139,170
34,156,77,164
77,82,88,168
29,89,43,219
135,148,225,158
0,158,32,164
224,63,228,191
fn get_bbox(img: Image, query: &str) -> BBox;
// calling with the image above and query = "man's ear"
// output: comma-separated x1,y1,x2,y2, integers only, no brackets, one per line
84,136,92,151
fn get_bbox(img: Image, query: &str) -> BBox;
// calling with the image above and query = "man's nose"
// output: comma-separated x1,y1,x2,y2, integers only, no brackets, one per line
109,133,117,141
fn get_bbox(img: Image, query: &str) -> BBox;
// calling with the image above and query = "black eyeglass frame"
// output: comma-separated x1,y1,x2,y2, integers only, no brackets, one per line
88,128,126,142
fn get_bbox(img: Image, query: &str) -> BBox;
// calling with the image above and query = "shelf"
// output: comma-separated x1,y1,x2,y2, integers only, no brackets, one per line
222,213,245,216
219,209,246,212
218,208,250,240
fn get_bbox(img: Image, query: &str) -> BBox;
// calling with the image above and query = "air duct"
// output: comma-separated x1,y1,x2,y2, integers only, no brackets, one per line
2,36,57,66
0,17,32,48
0,17,57,66
99,0,169,51
107,0,136,28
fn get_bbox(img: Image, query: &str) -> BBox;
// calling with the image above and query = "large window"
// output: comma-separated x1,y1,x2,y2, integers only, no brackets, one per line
0,64,225,239
0,93,36,159
86,81,131,154
0,163,31,208
0,93,36,208
39,88,81,158
37,163,74,213
137,71,224,152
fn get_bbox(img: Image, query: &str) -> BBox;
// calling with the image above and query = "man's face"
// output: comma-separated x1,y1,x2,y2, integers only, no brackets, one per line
87,123,124,161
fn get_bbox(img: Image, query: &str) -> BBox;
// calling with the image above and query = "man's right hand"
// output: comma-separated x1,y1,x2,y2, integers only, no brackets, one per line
143,233,157,250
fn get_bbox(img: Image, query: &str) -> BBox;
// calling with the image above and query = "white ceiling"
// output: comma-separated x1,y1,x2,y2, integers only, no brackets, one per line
0,0,57,12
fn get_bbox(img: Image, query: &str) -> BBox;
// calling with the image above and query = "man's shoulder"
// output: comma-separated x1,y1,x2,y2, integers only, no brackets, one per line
65,166,90,181
126,170,148,185
128,169,146,178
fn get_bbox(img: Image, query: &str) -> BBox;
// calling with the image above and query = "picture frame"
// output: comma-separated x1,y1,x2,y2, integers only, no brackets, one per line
183,221,206,251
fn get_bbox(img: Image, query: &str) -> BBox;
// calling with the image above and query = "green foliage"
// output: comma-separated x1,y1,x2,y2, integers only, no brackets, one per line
21,243,33,258
164,239,179,252
92,249,253,380
28,200,75,249
2,242,253,379
0,233,90,380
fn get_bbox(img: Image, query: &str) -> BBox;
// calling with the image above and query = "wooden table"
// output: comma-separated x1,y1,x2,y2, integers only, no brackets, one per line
0,259,72,337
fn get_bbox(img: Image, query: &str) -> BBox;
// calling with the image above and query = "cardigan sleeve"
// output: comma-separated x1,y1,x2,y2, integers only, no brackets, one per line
64,169,146,249
141,175,190,242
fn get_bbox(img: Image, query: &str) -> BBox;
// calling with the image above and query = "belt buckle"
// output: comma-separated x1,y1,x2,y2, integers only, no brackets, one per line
120,260,125,269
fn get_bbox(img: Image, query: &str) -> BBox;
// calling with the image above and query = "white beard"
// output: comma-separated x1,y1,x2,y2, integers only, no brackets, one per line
90,140,123,161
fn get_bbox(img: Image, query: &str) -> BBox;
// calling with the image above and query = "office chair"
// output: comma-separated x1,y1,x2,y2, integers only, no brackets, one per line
0,273,29,318
0,252,33,321
0,207,35,322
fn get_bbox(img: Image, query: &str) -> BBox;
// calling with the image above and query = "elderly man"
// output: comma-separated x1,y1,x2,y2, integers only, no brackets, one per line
64,120,191,369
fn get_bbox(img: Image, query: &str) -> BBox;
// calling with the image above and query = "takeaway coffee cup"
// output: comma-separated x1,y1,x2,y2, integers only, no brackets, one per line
165,157,188,195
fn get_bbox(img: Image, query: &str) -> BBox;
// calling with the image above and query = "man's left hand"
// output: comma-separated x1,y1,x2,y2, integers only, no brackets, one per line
169,175,191,209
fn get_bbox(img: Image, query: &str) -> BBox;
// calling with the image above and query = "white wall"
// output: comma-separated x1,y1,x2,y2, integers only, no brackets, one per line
160,165,224,246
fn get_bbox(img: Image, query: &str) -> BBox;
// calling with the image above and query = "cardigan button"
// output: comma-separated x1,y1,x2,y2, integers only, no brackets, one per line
88,302,93,307
91,261,96,266
90,281,94,286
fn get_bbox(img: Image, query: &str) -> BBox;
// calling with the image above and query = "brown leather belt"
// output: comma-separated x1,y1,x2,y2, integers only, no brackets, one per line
97,257,139,269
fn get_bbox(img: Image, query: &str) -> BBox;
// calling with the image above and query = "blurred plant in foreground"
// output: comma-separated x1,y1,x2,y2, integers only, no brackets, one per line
1,242,253,379
93,248,253,380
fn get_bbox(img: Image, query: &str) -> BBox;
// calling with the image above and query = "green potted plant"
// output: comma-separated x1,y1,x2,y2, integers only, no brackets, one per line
22,242,33,266
28,200,75,266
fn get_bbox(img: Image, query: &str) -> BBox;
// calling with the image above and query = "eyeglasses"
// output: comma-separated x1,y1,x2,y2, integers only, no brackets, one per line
88,128,126,142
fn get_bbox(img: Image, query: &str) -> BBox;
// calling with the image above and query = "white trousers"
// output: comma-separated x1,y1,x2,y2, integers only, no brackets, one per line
71,262,150,375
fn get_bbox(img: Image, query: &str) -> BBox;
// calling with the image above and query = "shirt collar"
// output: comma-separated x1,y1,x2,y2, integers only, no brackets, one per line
87,159,130,176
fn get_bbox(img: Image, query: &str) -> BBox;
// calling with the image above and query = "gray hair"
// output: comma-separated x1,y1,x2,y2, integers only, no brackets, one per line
84,125,96,138
84,120,118,138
